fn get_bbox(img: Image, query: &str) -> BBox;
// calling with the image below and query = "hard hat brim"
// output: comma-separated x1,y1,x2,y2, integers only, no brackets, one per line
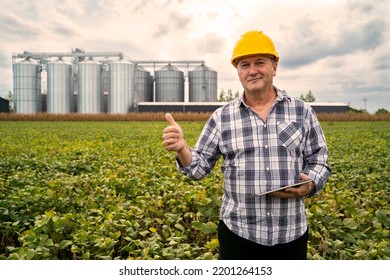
231,53,279,67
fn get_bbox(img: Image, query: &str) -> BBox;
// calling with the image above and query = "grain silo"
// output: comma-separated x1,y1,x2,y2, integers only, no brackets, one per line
188,64,218,102
102,65,109,113
155,64,184,102
46,58,73,113
12,58,42,113
134,65,153,104
77,58,102,113
108,59,134,113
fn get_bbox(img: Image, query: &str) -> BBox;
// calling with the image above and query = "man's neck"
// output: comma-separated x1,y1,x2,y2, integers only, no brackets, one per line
242,87,277,121
243,87,277,107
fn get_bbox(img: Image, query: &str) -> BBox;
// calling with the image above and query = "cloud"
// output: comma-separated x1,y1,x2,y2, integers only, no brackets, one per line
348,0,376,14
375,50,390,70
280,17,386,68
0,51,9,68
152,12,192,38
336,17,385,52
0,0,389,113
52,25,77,38
194,33,226,54
1,13,43,39
276,0,388,69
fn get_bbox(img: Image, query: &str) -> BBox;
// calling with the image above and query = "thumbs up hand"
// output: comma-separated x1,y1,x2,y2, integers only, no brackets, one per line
162,113,186,152
162,113,193,167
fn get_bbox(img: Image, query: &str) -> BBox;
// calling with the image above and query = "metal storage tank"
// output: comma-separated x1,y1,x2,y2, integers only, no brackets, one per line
108,59,134,113
77,58,102,113
189,64,218,102
102,65,109,113
12,58,42,113
134,65,153,105
155,64,184,102
46,58,73,113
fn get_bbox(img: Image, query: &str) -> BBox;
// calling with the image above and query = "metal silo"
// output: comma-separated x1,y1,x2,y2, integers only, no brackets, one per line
188,64,218,102
102,65,109,113
155,64,184,102
13,58,41,113
77,58,102,113
108,59,134,113
46,58,73,113
134,65,153,104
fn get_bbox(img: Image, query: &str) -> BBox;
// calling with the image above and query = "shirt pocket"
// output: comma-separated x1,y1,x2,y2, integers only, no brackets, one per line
277,121,304,156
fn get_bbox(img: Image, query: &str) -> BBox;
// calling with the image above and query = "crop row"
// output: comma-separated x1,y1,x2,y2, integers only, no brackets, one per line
1,111,390,122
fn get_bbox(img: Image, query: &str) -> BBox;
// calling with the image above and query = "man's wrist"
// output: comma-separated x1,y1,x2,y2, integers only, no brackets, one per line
305,184,316,198
176,145,192,168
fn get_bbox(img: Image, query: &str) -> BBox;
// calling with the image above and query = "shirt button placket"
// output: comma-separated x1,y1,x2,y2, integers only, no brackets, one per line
263,122,273,225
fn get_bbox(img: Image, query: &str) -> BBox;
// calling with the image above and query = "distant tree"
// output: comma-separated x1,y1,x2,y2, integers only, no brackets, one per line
8,90,14,112
375,108,389,115
299,90,316,102
227,89,233,101
218,89,226,102
218,89,239,102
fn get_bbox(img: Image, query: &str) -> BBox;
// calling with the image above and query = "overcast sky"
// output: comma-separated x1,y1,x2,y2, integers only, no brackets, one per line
1,0,389,113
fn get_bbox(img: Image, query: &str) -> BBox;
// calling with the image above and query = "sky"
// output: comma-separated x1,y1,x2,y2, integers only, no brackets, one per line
0,0,389,113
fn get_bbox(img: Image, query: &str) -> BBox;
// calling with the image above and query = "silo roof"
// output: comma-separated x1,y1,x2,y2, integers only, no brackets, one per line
79,58,101,64
159,64,180,71
48,58,70,65
17,58,39,65
136,64,147,71
110,59,132,64
193,64,215,72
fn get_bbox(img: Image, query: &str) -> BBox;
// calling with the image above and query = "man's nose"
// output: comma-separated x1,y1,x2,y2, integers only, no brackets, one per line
248,66,258,75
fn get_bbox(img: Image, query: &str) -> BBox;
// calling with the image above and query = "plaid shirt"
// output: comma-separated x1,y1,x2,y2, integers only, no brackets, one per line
179,88,331,246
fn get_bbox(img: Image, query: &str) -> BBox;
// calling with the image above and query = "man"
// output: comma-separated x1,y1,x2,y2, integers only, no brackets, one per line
162,30,331,260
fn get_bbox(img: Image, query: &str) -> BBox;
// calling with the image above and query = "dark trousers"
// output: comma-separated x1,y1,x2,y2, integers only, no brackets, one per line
218,220,308,260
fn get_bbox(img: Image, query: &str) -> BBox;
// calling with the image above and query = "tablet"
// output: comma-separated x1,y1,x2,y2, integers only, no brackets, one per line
259,179,312,196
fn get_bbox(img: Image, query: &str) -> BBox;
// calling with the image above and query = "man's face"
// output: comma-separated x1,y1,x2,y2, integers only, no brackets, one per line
236,55,277,94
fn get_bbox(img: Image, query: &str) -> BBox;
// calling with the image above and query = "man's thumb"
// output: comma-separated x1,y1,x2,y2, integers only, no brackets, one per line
165,113,177,126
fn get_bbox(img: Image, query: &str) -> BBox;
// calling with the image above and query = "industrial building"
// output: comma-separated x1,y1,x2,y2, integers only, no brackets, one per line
12,50,217,114
0,97,9,113
12,50,348,115
136,101,349,114
305,102,349,113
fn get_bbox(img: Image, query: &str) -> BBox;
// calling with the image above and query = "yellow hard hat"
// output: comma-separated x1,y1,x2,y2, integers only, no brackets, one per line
231,30,279,67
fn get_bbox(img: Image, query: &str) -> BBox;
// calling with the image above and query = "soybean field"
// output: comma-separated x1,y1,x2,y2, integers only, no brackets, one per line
0,121,389,260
